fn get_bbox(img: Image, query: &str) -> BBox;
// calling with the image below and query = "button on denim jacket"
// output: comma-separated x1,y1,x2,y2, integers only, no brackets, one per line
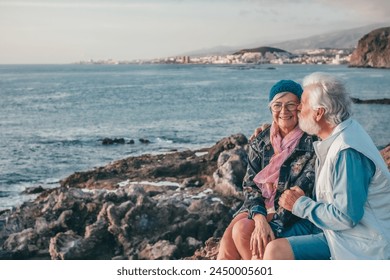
235,126,317,228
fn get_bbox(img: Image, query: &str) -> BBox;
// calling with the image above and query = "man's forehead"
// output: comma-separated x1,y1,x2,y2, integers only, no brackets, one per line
301,90,309,101
303,84,317,92
302,85,316,100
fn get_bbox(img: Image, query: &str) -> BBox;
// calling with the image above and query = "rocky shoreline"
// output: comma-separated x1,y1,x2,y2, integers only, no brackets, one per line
0,134,248,260
0,134,389,260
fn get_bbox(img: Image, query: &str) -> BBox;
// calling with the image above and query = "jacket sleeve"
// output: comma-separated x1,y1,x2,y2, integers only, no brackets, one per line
293,155,316,197
241,140,267,218
292,149,374,230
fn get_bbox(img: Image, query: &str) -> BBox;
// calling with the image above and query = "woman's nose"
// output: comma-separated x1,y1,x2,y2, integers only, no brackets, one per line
280,105,289,112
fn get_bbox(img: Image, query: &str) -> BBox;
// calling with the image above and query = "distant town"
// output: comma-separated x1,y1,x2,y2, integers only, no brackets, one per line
76,47,354,66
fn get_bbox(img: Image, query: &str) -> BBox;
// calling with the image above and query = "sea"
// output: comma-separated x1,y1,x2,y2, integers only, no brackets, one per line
1,64,389,211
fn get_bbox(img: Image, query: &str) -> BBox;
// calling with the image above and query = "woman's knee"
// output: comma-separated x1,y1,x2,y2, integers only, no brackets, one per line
263,238,294,260
231,218,254,243
221,213,248,240
217,214,249,260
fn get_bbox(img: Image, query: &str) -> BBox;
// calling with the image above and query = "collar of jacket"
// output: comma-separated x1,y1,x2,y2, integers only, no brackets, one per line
313,118,352,168
251,125,317,153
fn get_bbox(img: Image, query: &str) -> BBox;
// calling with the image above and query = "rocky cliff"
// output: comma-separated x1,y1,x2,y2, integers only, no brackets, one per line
349,27,390,68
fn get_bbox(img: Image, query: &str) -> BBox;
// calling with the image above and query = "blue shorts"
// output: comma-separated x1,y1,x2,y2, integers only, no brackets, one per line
270,219,331,260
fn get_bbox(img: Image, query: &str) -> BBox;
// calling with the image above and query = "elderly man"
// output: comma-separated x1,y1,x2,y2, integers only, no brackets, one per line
263,72,390,260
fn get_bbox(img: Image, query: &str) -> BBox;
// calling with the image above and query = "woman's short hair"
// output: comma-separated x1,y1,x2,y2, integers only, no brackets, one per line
303,72,351,126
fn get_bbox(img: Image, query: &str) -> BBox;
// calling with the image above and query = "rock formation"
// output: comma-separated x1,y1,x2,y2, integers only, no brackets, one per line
349,27,390,68
351,97,390,105
233,46,290,56
0,135,389,260
0,134,247,260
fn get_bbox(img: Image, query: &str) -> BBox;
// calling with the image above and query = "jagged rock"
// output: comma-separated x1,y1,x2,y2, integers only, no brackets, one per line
49,216,113,260
60,135,245,190
49,231,83,260
185,237,220,260
139,138,150,144
349,27,390,68
22,186,45,195
208,133,248,161
0,135,246,260
101,138,125,145
138,240,178,260
11,184,232,260
213,147,247,199
2,228,39,259
60,148,216,190
1,134,387,260
181,177,204,188
351,97,390,104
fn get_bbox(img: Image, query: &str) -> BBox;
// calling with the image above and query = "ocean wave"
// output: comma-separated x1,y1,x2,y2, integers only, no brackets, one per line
35,139,82,145
0,191,13,198
1,173,32,185
0,193,40,211
155,137,174,144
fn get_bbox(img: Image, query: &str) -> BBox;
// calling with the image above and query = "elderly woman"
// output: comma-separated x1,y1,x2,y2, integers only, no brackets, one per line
217,80,329,260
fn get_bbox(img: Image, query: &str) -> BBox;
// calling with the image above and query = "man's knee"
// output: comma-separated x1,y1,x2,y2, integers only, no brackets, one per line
263,238,294,260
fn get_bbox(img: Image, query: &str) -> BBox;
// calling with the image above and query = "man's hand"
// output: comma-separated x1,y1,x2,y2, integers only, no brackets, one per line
278,186,305,211
249,123,271,142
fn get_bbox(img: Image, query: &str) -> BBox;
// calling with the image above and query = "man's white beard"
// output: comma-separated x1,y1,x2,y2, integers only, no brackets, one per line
299,114,321,136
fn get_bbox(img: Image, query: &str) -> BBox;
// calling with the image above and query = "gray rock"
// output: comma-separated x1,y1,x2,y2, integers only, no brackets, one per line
0,134,248,260
213,147,247,199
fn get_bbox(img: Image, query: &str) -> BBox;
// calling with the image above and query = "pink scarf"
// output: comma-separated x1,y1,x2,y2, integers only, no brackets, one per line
253,122,304,211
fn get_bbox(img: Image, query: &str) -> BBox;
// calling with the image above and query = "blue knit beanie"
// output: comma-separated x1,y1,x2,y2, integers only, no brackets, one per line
269,80,303,101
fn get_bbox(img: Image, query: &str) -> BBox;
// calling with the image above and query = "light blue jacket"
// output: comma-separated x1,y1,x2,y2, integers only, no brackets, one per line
293,119,390,259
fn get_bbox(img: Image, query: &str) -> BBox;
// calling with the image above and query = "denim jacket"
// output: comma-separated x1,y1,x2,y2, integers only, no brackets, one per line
236,126,317,228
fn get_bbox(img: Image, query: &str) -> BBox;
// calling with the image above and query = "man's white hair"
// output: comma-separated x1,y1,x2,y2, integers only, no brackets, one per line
303,72,351,126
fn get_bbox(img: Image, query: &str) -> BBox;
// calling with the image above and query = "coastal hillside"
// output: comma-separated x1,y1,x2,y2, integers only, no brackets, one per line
271,23,388,52
349,27,390,68
181,23,387,57
232,46,290,56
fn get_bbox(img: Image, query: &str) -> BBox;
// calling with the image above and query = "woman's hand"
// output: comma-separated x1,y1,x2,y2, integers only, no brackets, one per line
250,214,275,259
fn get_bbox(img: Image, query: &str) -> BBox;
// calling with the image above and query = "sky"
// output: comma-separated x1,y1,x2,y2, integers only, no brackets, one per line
0,0,389,64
